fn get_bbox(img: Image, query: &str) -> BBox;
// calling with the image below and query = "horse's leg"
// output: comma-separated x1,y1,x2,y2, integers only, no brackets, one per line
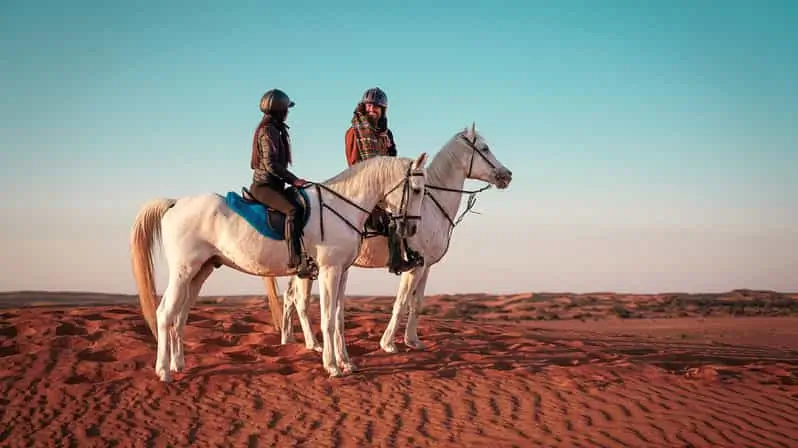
317,266,342,377
170,260,215,373
156,269,192,382
280,277,297,344
379,268,419,353
404,265,431,349
333,269,355,373
293,276,321,352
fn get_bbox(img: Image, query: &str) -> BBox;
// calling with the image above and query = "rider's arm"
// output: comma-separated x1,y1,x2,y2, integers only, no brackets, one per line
258,127,300,185
345,127,360,166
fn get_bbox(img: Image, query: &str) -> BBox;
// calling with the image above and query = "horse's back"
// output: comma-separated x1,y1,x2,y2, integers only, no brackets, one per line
160,193,229,230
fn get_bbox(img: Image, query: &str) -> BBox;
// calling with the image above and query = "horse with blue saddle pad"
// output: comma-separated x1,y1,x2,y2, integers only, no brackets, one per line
225,186,311,241
130,153,430,381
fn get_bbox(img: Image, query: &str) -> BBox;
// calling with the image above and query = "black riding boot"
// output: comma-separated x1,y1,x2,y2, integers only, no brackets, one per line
287,212,318,279
284,214,300,269
387,232,404,275
402,239,425,270
386,223,413,275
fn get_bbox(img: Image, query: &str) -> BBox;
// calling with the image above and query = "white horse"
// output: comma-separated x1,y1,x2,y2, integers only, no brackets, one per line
269,123,513,353
130,154,429,381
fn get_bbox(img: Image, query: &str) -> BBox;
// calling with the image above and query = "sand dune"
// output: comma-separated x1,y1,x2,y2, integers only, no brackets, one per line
1,290,798,446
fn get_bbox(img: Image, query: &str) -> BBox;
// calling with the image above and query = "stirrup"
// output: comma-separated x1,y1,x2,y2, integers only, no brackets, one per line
296,254,319,280
405,248,424,267
388,258,412,275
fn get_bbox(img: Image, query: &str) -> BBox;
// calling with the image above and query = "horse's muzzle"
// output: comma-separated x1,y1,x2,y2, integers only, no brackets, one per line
494,168,513,189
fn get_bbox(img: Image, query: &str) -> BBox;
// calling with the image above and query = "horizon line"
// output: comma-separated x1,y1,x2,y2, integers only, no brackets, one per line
1,288,796,298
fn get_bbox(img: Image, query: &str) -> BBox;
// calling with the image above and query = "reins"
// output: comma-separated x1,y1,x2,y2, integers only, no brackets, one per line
424,184,490,228
424,134,495,230
300,162,424,242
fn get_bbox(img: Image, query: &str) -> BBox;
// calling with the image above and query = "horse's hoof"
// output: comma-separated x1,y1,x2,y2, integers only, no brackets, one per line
156,368,172,383
405,339,425,350
327,366,342,377
342,362,357,374
310,344,323,353
380,341,398,354
170,358,185,372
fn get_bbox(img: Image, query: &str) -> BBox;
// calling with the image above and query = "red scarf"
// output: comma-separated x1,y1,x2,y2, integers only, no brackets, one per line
351,109,390,161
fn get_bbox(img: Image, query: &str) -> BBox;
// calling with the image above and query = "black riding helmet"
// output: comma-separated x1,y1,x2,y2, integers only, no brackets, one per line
260,89,295,114
361,87,388,108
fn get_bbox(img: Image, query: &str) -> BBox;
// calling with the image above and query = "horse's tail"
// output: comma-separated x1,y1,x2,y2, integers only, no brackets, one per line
263,276,283,332
130,198,177,339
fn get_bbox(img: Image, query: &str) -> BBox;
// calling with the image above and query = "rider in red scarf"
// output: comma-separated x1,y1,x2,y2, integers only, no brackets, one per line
344,87,422,274
345,87,397,166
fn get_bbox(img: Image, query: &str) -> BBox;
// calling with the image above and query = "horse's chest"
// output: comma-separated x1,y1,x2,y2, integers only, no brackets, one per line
420,227,452,261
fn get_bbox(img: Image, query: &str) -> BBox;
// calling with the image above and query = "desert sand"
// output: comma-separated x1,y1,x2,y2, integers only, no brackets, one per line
1,289,798,447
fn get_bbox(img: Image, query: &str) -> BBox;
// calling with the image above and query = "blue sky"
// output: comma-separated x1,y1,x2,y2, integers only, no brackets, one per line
1,1,796,295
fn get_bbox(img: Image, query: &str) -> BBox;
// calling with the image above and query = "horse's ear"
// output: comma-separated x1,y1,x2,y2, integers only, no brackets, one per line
464,122,476,142
413,152,428,169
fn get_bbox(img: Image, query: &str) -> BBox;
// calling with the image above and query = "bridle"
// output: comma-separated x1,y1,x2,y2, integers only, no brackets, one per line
463,133,498,179
424,133,497,230
386,162,426,237
307,161,425,241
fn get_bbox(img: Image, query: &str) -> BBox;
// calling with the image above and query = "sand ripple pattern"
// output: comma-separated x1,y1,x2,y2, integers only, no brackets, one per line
1,301,798,447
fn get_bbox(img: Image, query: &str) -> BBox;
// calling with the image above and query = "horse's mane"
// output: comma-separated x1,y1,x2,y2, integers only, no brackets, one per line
319,156,413,199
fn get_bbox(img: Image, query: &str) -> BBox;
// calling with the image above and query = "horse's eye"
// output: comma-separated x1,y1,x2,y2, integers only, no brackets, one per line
483,145,490,152
412,188,422,194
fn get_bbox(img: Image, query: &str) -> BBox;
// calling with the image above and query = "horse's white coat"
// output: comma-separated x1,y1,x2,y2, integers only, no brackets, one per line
130,154,429,381
275,124,513,353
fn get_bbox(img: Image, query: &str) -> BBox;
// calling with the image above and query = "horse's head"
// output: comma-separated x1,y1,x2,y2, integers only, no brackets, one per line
382,152,428,238
454,122,513,189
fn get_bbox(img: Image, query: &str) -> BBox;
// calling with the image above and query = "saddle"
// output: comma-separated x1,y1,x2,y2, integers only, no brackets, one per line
237,186,311,238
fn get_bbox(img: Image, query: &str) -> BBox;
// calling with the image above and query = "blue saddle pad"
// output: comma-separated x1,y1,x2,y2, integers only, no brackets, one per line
224,188,311,240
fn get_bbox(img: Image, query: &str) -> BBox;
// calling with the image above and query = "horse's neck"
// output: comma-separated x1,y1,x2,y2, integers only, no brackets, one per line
316,165,394,228
315,186,376,230
427,147,468,221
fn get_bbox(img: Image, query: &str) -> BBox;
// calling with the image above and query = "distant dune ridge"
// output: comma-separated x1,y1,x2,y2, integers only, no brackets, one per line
1,289,798,446
2,288,797,319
